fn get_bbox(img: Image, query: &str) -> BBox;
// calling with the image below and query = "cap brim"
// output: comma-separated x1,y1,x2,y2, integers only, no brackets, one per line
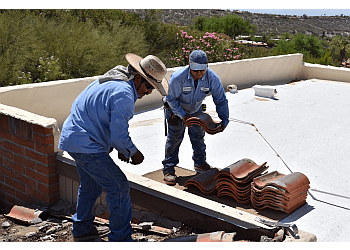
189,62,208,71
125,53,168,96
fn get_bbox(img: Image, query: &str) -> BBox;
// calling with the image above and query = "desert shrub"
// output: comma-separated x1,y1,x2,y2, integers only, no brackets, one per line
0,11,148,86
194,14,256,39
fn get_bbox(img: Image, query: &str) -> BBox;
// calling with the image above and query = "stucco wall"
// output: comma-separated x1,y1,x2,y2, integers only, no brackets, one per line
0,53,306,129
300,62,350,83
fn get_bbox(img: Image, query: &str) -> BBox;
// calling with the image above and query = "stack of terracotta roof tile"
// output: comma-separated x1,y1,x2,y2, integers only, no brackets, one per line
185,112,222,135
214,158,269,204
251,171,310,213
184,168,219,194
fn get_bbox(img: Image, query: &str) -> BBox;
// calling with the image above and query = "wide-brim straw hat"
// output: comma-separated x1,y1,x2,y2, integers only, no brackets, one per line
125,53,169,96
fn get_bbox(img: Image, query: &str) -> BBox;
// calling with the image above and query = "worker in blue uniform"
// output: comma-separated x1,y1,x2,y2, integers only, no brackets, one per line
58,53,168,241
162,50,229,185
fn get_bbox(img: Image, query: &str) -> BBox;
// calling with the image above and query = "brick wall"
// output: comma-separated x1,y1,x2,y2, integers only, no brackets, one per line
0,111,59,211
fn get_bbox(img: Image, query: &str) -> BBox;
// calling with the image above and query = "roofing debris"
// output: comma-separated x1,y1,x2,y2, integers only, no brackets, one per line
184,158,310,214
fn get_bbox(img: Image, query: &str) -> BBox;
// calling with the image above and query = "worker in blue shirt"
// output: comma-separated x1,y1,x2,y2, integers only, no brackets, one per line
59,53,168,241
162,50,229,185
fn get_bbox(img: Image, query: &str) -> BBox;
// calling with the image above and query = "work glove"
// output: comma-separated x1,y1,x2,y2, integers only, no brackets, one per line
182,114,190,122
218,123,226,133
118,152,130,163
130,150,144,165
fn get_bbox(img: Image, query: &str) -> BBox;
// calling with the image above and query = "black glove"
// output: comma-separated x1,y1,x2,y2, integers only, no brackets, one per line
118,152,130,163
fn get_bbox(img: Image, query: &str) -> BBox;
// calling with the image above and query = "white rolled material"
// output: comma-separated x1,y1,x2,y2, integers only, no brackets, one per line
253,85,277,99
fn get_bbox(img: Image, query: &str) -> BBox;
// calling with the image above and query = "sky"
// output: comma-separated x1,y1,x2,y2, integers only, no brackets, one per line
234,9,350,17
2,0,350,17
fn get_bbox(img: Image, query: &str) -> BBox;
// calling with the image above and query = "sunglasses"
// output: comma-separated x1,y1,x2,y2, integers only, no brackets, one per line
141,76,155,90
192,69,207,73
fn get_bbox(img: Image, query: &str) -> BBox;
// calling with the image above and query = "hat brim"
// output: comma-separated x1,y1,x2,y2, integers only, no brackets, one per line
189,62,208,71
125,53,169,96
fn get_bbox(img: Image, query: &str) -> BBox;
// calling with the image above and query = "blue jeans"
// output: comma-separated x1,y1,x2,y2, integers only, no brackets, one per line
162,109,206,174
68,152,133,242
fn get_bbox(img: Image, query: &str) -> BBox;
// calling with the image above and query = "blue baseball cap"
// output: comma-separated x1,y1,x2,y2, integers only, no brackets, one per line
189,50,208,70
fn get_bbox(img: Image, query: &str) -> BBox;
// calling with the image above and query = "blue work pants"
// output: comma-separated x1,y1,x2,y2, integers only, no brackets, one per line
162,109,206,174
68,152,133,242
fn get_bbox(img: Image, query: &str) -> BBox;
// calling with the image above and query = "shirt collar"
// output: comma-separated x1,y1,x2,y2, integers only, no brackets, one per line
129,79,139,102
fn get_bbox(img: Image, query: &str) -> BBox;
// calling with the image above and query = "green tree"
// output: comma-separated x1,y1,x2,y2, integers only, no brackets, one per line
193,16,205,31
199,14,255,39
329,36,350,65
273,34,325,59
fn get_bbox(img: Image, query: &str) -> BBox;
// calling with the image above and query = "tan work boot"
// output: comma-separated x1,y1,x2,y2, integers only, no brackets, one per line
163,173,176,186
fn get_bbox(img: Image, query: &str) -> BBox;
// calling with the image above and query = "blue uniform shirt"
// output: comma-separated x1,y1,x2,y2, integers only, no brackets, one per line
166,66,229,127
58,79,139,158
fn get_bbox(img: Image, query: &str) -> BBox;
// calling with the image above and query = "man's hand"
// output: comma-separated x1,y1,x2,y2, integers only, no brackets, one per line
118,152,129,163
183,114,190,123
131,150,144,165
218,123,226,133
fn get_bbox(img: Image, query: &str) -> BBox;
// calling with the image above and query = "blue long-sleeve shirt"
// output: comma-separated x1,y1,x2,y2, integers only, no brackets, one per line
166,66,229,127
58,79,139,158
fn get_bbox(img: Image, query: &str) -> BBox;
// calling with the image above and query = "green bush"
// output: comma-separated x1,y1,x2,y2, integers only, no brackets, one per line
0,11,148,86
194,15,256,39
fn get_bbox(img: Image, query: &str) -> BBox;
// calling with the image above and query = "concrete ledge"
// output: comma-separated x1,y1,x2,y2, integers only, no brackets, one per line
300,62,350,83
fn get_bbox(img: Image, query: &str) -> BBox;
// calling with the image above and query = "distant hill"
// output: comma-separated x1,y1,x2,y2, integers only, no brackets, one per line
125,9,350,38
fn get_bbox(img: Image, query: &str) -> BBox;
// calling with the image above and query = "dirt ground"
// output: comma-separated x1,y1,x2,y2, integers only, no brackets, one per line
0,213,196,242
0,202,194,242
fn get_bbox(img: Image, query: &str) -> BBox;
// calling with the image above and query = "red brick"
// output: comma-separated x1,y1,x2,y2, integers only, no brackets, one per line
35,143,54,154
33,124,53,136
38,182,59,195
13,154,36,170
0,156,3,165
5,176,25,192
49,194,60,204
26,168,59,186
14,172,37,189
0,130,12,140
4,159,25,174
4,141,24,155
47,154,57,166
33,133,54,145
27,187,50,204
0,165,14,178
25,150,48,164
15,190,35,204
6,194,18,206
0,113,4,130
0,147,13,160
0,138,3,147
13,135,35,149
37,163,56,176
3,115,9,132
0,182,15,196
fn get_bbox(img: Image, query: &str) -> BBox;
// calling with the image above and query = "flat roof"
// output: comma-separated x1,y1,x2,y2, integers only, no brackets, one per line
115,79,349,242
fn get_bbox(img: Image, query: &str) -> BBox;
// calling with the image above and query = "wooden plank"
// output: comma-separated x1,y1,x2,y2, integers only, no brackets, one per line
59,175,66,201
66,177,73,204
